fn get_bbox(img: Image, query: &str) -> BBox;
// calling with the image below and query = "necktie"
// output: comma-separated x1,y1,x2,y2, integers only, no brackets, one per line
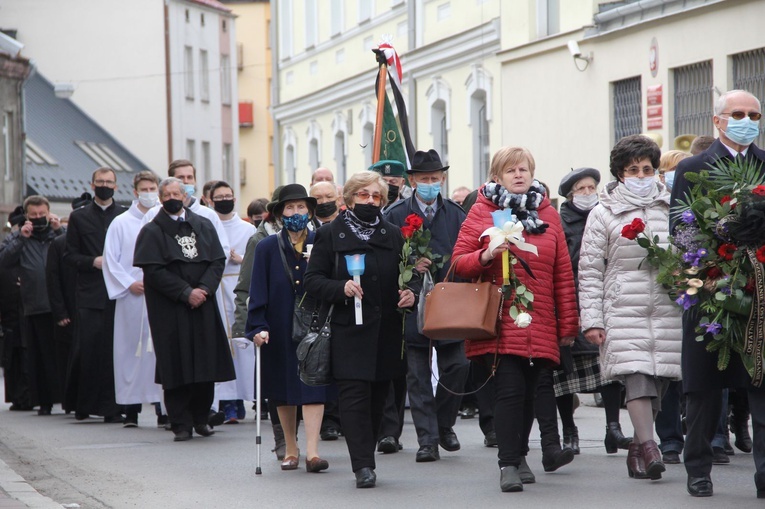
425,206,434,222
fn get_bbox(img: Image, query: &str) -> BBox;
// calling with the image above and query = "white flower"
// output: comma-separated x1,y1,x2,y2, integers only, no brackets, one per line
515,312,532,328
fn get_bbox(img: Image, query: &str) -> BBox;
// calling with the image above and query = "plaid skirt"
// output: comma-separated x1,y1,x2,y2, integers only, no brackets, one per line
553,355,607,397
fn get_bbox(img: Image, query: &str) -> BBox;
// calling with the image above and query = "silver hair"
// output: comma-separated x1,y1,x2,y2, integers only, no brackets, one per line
158,177,186,198
714,89,761,116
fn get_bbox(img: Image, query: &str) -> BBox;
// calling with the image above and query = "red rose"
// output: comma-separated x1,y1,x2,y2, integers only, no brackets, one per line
630,218,646,234
401,225,415,239
757,246,765,263
705,266,722,279
754,186,765,197
406,214,424,230
717,243,737,261
745,279,757,294
621,224,638,240
720,196,734,208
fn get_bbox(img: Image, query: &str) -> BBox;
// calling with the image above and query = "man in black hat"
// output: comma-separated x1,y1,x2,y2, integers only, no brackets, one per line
384,149,469,462
134,177,235,441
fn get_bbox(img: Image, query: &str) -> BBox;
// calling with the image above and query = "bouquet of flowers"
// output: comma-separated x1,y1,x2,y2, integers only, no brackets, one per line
666,158,765,383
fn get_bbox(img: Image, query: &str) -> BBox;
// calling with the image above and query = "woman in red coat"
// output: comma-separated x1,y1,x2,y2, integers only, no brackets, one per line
453,146,579,493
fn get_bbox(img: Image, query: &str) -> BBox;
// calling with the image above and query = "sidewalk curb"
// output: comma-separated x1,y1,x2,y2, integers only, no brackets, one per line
0,456,61,508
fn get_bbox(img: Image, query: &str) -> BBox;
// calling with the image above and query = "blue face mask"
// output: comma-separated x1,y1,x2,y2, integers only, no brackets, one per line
664,170,675,191
183,184,196,197
282,213,310,232
724,117,760,146
416,182,441,202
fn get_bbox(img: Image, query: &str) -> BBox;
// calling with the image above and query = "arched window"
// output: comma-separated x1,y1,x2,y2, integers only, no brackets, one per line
358,102,375,169
306,120,322,172
331,111,348,184
466,66,492,186
283,127,297,184
426,77,451,165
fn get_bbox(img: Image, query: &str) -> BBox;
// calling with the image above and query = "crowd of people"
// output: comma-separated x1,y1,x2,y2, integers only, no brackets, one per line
0,88,764,497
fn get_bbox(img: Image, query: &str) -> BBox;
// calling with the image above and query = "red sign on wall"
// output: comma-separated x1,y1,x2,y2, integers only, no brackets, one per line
647,84,662,105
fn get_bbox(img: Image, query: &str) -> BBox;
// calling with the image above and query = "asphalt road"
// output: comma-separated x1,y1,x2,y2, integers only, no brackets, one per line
0,393,763,508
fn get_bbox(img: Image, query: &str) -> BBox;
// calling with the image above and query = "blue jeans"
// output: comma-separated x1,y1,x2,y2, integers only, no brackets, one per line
656,380,684,453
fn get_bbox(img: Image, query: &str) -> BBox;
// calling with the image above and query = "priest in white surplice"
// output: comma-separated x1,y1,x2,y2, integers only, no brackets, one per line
209,181,256,424
103,171,163,427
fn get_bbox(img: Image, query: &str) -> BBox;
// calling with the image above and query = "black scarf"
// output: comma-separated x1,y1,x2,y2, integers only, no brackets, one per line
481,181,548,234
343,209,379,241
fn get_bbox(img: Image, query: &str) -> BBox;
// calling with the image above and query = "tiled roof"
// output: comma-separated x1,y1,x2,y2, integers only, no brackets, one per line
24,71,148,203
187,0,233,13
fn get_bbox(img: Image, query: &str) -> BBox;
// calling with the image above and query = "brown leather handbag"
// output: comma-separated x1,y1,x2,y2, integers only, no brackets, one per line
422,258,504,340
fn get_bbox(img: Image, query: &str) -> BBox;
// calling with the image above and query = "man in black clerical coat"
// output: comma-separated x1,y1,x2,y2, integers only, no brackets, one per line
65,168,126,422
134,177,235,442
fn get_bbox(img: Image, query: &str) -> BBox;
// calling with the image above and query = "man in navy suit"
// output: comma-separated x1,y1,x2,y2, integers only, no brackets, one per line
670,89,765,498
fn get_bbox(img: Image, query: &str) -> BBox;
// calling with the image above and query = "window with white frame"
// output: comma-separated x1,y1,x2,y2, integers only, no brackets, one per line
733,48,765,148
285,144,296,184
612,76,642,143
471,92,490,185
186,139,196,164
309,140,319,171
200,50,209,102
673,61,713,139
358,0,373,23
223,143,233,183
437,2,451,21
334,132,346,184
305,0,318,48
331,0,343,36
432,101,448,165
362,122,374,169
184,46,194,99
280,0,293,58
202,141,211,182
537,0,559,37
221,54,231,105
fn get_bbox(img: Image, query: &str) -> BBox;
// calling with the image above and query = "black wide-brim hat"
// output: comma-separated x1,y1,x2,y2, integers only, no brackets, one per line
558,167,601,197
265,185,285,214
407,149,449,173
271,183,316,217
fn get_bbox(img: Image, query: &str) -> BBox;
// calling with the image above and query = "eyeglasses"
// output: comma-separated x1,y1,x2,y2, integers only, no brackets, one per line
623,167,656,177
212,195,234,201
353,191,382,204
721,111,762,121
93,179,116,186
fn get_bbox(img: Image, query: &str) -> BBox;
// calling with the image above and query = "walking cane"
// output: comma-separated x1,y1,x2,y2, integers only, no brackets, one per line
255,332,265,475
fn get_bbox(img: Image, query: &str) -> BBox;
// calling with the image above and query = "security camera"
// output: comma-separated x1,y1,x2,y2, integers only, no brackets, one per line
567,40,581,59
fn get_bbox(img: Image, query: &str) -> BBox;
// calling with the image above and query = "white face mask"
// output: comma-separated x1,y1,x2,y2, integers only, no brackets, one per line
572,193,598,210
664,171,675,192
623,177,655,197
138,191,159,208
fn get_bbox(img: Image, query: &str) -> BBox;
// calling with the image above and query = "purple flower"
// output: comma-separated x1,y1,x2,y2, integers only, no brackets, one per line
703,322,722,335
681,210,696,224
675,292,699,311
673,225,701,253
721,286,732,295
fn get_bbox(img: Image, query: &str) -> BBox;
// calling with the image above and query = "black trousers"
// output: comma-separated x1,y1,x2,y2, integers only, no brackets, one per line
684,389,723,477
535,367,561,452
491,354,540,468
471,358,496,436
747,387,765,491
656,381,684,454
1,325,30,407
321,395,342,432
164,382,215,430
377,375,407,440
336,379,390,472
25,313,60,408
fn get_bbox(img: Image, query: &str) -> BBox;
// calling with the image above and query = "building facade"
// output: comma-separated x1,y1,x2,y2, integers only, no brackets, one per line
0,0,239,192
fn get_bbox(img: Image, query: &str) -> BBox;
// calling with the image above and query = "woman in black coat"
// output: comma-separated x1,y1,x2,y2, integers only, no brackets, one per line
304,171,416,489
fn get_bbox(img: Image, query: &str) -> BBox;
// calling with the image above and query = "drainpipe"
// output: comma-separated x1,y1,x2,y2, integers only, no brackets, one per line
164,0,173,164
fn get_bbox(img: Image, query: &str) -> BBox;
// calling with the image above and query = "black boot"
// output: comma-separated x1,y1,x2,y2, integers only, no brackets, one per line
731,416,753,453
562,426,580,455
605,422,632,454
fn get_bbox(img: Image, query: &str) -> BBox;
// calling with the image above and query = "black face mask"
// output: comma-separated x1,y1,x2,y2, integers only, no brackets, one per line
213,199,235,215
94,186,115,201
387,184,400,204
162,199,184,215
29,216,50,231
315,201,338,218
352,203,380,222
251,218,263,228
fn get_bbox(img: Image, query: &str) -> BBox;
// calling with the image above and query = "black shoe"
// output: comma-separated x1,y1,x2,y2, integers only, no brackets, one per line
500,466,523,492
562,426,580,455
207,410,225,428
74,412,90,421
355,467,376,488
459,406,477,419
104,414,124,424
9,404,33,411
438,427,460,452
731,418,753,453
484,430,498,447
173,429,193,442
377,436,400,454
321,427,340,441
662,451,681,464
157,415,168,428
604,422,632,453
415,445,440,462
37,406,52,416
194,424,215,437
687,475,713,497
542,447,575,472
123,413,138,428
712,447,730,465
518,457,535,484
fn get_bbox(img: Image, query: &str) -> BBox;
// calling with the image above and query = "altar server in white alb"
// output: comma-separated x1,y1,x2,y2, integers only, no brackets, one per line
103,171,164,427
210,180,256,424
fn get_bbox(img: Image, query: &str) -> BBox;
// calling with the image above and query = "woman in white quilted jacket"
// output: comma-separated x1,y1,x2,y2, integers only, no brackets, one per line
578,134,682,482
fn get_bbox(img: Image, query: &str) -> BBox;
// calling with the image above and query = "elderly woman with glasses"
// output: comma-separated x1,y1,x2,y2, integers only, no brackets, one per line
305,171,416,489
578,134,682,481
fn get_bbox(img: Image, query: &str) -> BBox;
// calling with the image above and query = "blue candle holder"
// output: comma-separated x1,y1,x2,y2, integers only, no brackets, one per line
491,208,515,229
345,253,366,276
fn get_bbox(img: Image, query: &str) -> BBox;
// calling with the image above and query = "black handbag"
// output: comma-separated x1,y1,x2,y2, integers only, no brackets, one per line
276,233,319,344
297,305,333,386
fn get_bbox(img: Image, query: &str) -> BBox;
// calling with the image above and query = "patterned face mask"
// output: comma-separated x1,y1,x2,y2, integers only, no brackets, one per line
282,213,310,232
